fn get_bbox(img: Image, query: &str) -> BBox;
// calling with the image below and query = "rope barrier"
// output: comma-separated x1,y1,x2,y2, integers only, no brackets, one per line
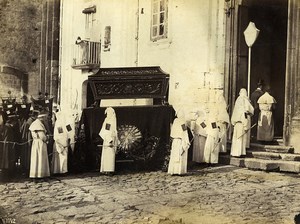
0,134,55,146
0,139,33,146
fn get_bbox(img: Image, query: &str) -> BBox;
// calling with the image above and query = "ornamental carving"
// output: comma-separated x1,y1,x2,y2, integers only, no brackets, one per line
88,66,169,101
94,81,162,96
99,67,163,76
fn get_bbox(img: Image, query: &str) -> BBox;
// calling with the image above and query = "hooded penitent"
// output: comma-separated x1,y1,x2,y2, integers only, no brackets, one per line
99,107,118,173
168,108,190,175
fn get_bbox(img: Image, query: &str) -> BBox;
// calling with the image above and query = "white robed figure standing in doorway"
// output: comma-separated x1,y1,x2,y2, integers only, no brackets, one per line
231,88,254,157
168,109,190,175
257,86,276,142
99,107,118,174
29,111,50,178
52,110,69,174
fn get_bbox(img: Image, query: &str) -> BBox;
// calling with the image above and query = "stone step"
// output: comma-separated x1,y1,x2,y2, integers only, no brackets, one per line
244,158,280,171
219,154,300,173
248,151,281,160
265,146,294,153
218,154,245,167
250,143,294,153
248,151,300,161
278,161,300,173
280,153,300,161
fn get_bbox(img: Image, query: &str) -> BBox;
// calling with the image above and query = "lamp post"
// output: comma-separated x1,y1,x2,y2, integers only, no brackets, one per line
243,22,260,96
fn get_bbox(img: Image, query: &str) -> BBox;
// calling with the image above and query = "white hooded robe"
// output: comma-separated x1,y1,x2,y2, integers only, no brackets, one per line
29,118,50,178
168,109,190,175
52,111,69,174
99,107,118,173
231,89,254,157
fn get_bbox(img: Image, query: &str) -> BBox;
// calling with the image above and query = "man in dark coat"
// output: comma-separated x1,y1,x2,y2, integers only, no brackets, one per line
250,80,264,140
0,114,17,180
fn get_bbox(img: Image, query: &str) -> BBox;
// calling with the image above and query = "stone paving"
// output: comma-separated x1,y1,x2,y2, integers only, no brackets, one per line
1,165,300,224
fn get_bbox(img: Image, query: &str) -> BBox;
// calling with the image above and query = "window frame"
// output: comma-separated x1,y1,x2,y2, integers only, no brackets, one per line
150,0,168,42
83,5,96,40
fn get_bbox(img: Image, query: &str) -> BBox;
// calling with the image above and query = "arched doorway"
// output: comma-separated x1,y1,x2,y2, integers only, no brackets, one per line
81,79,94,109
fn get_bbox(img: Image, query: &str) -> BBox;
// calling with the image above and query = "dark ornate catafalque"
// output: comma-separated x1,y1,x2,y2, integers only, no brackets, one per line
88,66,170,105
77,66,175,172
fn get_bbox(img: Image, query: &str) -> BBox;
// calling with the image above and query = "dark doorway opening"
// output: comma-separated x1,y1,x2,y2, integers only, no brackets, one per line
87,82,94,107
236,0,288,137
81,80,95,108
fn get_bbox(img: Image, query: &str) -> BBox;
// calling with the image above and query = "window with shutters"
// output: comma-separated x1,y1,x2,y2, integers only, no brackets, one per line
82,5,96,39
151,0,168,41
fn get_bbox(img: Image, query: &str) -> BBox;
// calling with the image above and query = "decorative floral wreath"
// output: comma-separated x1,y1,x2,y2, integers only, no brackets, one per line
117,125,142,152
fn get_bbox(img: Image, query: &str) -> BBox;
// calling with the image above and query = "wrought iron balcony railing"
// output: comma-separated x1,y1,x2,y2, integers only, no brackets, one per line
71,40,101,69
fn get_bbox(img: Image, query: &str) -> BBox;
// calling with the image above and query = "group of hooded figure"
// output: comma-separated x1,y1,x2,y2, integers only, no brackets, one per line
167,86,276,176
28,108,78,179
2,83,275,180
167,90,230,175
96,84,276,177
97,102,228,176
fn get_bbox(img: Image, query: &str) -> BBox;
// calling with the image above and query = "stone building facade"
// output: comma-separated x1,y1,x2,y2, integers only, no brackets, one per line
0,0,41,99
59,0,226,111
0,0,59,103
58,0,300,151
1,1,299,150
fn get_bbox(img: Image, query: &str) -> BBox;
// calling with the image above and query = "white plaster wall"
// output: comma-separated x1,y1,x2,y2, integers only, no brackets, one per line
60,0,101,112
59,0,226,113
137,0,226,111
99,0,138,67
60,0,76,111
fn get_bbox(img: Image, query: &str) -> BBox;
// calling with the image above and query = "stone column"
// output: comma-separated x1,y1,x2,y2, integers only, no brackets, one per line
285,0,300,150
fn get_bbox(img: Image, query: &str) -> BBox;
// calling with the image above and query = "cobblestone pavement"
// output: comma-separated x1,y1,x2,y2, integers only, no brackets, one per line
1,165,300,224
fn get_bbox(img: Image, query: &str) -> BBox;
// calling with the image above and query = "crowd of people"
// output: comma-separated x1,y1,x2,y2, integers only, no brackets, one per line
0,92,78,182
0,81,277,180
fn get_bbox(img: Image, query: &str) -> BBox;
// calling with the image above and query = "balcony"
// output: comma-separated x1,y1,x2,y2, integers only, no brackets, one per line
71,40,101,70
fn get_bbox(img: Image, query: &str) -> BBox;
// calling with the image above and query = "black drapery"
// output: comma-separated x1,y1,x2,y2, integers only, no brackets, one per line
78,105,175,171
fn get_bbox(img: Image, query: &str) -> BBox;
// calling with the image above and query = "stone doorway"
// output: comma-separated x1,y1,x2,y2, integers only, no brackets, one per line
224,0,288,139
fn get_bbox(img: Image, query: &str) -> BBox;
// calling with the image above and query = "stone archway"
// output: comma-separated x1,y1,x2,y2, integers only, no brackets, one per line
0,64,28,99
